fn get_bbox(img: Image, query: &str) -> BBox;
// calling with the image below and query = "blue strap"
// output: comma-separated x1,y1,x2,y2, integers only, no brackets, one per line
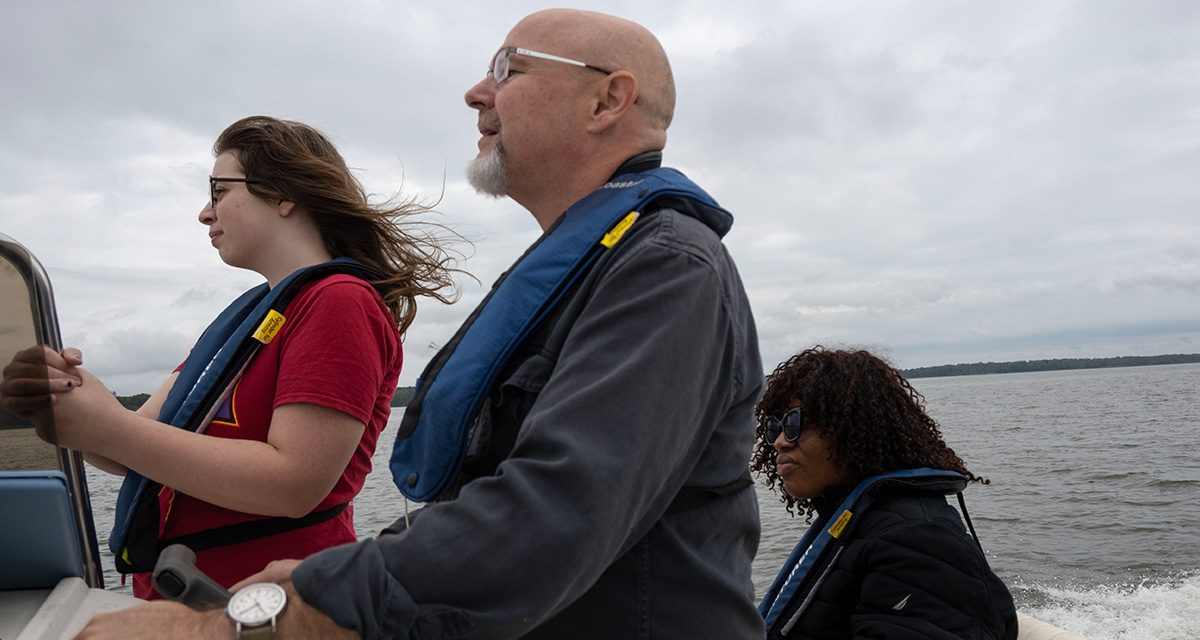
759,468,967,631
757,512,827,622
390,167,731,502
108,258,379,561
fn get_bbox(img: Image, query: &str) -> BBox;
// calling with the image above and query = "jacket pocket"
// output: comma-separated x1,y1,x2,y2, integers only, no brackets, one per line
494,348,557,429
459,350,558,479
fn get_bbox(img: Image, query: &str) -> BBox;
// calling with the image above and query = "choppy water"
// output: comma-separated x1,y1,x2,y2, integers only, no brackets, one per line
86,363,1200,639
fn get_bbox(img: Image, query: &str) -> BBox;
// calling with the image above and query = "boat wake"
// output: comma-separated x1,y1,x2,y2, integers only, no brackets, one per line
1016,572,1200,640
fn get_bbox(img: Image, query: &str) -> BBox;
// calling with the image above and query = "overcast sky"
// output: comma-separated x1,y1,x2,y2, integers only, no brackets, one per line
2,1,1197,394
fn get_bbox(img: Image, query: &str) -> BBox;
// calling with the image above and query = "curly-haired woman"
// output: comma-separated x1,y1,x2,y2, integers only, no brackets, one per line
754,346,1018,640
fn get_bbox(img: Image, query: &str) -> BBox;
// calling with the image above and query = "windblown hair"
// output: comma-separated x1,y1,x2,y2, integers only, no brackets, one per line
214,115,458,334
749,346,987,519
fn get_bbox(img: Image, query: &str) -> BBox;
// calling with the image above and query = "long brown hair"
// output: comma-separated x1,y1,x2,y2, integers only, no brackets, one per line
750,346,987,519
214,115,458,334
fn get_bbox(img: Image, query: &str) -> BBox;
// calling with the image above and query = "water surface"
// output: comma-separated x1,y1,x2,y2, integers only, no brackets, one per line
87,363,1200,638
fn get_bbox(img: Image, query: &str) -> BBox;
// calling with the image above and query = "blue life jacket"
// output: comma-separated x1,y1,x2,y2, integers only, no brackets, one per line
109,258,382,574
759,468,973,636
390,167,731,502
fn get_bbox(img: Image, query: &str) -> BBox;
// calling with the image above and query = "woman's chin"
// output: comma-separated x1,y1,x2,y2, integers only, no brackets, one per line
781,479,817,501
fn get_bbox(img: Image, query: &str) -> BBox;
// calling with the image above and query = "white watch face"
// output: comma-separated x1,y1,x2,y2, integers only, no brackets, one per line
227,583,287,626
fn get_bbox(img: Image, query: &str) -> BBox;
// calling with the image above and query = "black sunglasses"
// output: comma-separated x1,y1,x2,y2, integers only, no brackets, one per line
764,407,804,443
209,177,264,210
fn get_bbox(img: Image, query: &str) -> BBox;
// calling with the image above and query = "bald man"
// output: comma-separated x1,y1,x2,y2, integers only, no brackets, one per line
76,10,763,639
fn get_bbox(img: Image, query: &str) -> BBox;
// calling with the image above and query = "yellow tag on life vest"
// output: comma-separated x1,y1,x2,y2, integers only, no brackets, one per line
601,211,640,248
828,509,853,538
253,310,286,344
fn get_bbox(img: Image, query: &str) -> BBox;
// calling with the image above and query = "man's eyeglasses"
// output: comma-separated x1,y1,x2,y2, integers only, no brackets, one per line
209,177,264,210
487,46,614,85
765,407,804,443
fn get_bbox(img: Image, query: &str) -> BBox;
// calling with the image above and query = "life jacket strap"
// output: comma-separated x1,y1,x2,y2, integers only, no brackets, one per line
158,502,348,555
956,491,982,548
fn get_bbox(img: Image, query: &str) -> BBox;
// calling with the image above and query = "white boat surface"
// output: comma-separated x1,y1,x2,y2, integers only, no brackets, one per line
1018,612,1086,639
1,578,137,640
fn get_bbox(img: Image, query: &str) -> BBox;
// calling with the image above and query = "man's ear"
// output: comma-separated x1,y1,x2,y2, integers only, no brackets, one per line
276,200,297,217
587,71,639,133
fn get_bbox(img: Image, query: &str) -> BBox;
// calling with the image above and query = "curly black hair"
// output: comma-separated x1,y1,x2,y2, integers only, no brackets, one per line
750,346,987,520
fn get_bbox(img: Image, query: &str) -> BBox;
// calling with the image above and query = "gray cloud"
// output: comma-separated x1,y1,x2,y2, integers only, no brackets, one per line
2,1,1198,393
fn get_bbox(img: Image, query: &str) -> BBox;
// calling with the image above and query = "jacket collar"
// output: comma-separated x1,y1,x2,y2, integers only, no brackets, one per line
611,150,663,178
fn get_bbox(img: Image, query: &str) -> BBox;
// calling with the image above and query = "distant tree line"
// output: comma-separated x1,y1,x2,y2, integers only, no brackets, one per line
0,407,27,428
116,393,152,411
391,386,415,407
902,353,1200,378
111,354,1200,407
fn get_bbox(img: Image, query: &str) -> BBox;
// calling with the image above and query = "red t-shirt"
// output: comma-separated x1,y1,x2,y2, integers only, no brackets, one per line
133,274,402,598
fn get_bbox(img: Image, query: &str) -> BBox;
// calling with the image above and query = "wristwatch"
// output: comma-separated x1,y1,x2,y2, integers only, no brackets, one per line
226,582,287,639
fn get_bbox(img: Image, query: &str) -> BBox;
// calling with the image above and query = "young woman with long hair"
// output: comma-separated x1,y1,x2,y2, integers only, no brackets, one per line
1,116,457,598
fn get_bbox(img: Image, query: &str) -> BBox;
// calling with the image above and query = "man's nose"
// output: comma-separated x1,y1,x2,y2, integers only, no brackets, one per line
465,76,495,111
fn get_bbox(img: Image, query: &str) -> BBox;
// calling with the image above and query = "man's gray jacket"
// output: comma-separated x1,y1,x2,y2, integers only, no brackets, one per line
293,156,765,639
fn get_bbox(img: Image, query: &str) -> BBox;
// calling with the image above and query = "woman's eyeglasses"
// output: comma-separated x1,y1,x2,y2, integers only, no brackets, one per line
209,177,264,210
764,407,804,443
